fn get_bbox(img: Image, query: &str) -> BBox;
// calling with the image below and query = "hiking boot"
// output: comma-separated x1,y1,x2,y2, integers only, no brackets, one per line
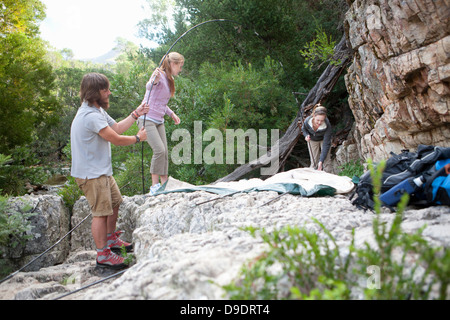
108,230,133,253
96,248,128,270
149,183,161,196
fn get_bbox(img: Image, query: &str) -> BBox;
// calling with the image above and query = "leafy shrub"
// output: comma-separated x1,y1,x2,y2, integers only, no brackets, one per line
338,160,364,179
57,176,83,213
299,26,342,71
223,220,354,299
0,196,34,278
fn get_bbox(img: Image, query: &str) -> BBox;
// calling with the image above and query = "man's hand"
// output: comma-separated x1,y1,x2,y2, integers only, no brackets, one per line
137,127,147,142
135,103,149,116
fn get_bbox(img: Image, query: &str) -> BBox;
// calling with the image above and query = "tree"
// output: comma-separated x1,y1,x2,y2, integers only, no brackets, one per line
138,0,177,45
140,0,349,92
0,0,59,154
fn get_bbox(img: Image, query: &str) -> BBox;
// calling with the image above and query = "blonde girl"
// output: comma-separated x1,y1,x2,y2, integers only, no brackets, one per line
138,52,184,195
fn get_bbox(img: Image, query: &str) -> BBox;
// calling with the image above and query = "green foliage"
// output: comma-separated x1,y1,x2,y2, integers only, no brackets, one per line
0,153,12,170
137,0,176,44
114,152,152,196
367,158,385,213
223,221,353,300
120,245,136,266
0,195,35,278
57,177,83,213
1,0,46,37
108,41,156,119
0,149,56,196
144,0,349,92
110,123,153,196
0,0,59,154
194,58,293,130
0,195,34,277
338,160,364,179
0,196,34,248
222,159,449,300
299,26,342,71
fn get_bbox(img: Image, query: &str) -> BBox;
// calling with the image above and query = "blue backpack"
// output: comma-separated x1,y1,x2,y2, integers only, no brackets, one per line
424,159,450,206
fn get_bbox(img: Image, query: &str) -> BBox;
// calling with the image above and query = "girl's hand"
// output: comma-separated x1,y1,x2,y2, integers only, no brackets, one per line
317,161,323,171
152,68,162,84
172,113,180,125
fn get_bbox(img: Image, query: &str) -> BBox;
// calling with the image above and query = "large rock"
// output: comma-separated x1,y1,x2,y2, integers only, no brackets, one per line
1,191,449,300
343,0,450,162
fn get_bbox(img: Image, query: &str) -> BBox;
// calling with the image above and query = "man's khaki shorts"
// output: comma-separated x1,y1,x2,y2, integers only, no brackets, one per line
75,175,123,217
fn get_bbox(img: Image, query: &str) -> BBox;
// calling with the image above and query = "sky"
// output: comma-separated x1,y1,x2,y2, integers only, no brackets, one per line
39,0,158,60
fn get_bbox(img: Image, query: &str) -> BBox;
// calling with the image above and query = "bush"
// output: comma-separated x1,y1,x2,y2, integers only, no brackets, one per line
0,196,34,278
338,159,364,179
57,177,83,213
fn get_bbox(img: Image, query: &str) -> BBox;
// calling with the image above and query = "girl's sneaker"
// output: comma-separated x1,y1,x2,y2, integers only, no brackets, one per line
96,248,127,270
149,183,161,196
107,230,133,253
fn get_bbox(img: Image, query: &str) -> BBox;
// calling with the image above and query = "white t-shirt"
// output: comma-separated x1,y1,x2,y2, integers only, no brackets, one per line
70,101,116,179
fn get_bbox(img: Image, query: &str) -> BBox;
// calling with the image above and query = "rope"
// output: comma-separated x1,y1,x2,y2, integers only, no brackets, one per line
195,190,244,206
53,269,127,300
257,191,290,208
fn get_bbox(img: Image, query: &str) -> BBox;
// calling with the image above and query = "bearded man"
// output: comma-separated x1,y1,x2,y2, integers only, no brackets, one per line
70,73,148,269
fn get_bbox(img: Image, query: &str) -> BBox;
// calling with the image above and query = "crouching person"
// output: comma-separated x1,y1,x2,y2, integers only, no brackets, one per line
70,73,148,269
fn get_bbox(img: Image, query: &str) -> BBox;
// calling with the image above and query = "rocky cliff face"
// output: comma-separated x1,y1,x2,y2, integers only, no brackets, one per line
343,0,450,161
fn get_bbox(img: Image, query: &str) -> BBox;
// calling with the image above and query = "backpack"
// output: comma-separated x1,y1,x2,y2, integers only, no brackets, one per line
423,159,450,206
351,145,450,210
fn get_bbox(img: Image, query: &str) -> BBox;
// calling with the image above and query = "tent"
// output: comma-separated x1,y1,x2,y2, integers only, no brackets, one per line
154,168,355,198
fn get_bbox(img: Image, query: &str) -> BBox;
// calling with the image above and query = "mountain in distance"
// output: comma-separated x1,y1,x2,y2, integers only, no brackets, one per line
83,48,121,65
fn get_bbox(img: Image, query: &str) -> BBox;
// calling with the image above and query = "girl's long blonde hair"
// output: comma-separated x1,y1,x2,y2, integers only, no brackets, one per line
160,52,184,97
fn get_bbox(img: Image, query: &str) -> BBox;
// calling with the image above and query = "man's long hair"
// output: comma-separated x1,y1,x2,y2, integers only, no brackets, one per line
80,73,110,109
